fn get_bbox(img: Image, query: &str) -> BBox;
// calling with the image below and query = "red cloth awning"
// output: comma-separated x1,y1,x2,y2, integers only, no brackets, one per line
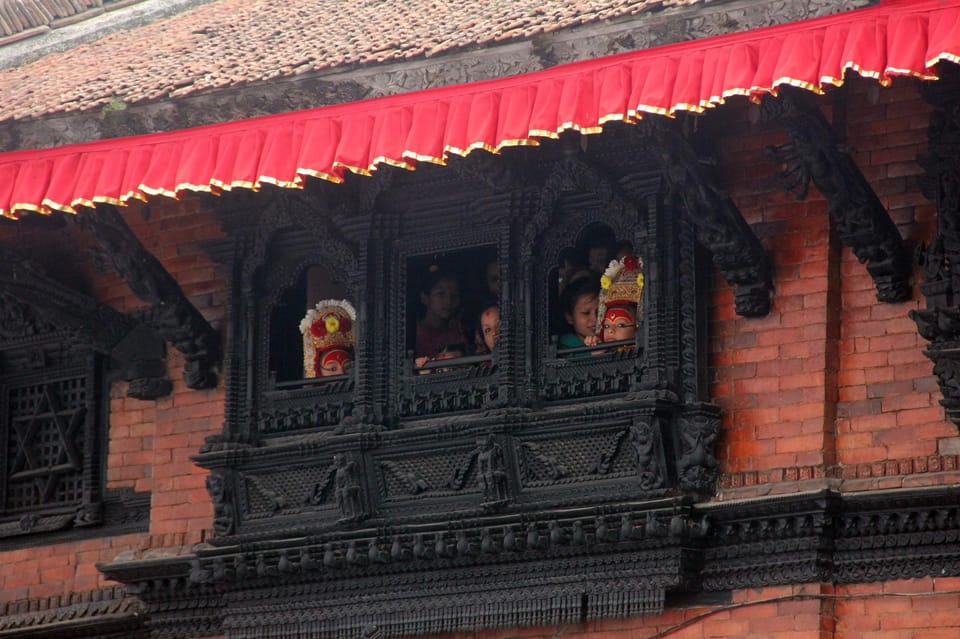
1,0,958,219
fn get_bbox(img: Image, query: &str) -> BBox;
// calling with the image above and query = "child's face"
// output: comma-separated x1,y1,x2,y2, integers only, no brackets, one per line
602,307,636,342
565,293,598,339
319,349,352,376
421,277,460,321
480,306,500,351
588,246,609,273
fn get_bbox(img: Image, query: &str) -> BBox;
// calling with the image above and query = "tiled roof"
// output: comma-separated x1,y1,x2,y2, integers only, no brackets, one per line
0,0,693,123
0,0,137,44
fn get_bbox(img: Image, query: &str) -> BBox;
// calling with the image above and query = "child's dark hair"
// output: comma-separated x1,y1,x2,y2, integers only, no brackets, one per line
418,266,459,295
560,273,600,316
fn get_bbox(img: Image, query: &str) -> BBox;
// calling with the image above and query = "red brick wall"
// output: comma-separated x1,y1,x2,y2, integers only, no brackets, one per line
712,76,960,497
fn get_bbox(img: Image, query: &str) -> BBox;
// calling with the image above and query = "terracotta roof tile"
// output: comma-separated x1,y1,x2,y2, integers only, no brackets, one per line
0,0,673,122
0,0,131,42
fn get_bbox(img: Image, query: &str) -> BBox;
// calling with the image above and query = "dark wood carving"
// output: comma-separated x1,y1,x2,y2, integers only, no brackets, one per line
0,249,153,543
0,244,171,399
630,120,773,317
702,486,960,590
211,191,361,445
98,484,960,638
912,63,960,426
764,86,911,303
115,126,727,638
85,203,220,389
0,586,146,639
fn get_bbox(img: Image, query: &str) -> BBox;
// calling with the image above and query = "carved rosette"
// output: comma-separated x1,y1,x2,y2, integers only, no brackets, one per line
912,64,960,426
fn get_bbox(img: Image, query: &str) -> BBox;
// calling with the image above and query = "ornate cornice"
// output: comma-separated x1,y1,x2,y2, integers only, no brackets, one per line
102,497,703,639
0,586,144,639
93,486,960,638
701,486,960,591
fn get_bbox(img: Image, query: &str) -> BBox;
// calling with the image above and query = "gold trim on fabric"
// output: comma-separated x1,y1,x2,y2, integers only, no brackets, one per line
929,52,960,69
2,5,956,220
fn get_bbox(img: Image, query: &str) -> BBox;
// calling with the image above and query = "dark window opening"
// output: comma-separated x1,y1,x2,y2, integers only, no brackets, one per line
269,266,352,385
549,223,641,358
406,246,498,374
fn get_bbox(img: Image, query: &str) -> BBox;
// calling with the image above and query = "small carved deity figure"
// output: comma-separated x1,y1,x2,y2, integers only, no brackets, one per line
629,420,663,491
476,434,509,507
300,299,356,378
598,255,644,350
333,453,366,523
206,471,235,536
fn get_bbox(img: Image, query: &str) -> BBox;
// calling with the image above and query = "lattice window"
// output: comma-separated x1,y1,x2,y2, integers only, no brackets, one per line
4,376,89,514
0,345,102,538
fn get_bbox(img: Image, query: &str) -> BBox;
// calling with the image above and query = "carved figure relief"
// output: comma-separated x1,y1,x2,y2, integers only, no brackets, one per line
333,453,367,524
476,434,510,508
677,409,720,494
629,419,664,491
206,470,236,536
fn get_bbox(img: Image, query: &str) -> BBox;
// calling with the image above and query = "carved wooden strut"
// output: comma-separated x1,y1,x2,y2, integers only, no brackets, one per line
0,244,172,399
764,86,911,303
87,203,220,389
635,120,774,317
912,63,960,427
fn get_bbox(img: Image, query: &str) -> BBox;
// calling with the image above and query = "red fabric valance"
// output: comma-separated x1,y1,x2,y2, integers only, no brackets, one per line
1,0,958,219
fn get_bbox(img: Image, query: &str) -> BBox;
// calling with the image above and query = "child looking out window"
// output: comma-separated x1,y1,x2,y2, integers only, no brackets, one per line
558,273,600,356
414,268,469,369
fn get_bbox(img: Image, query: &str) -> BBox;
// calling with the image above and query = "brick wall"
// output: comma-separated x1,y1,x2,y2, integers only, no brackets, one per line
712,76,960,497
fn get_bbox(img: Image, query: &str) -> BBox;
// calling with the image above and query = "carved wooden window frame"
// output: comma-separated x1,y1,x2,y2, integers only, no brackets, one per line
389,227,510,419
247,233,361,439
530,194,651,403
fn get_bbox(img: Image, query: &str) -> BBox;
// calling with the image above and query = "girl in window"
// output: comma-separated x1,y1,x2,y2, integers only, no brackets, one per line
414,267,469,369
